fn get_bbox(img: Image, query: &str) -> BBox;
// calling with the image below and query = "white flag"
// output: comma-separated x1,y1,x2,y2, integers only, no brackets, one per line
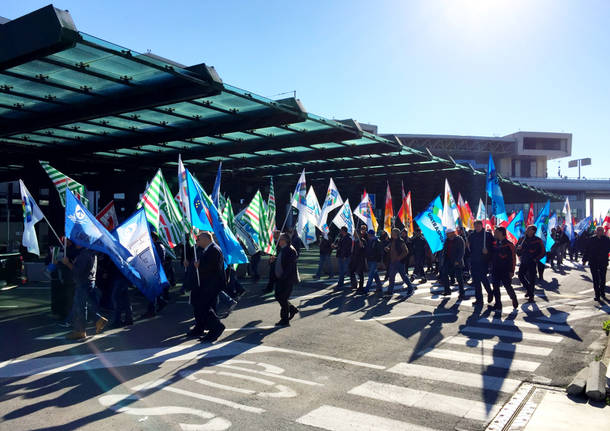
476,198,487,221
297,186,321,248
317,178,343,236
19,180,44,256
332,199,354,235
442,179,459,230
290,169,307,211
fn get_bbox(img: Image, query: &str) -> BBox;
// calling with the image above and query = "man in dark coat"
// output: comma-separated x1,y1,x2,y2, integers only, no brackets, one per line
334,227,352,289
349,228,367,291
441,228,466,299
314,234,333,279
410,227,428,283
516,225,546,301
273,233,299,326
360,229,384,294
191,231,226,343
468,220,494,306
490,226,518,311
584,226,610,301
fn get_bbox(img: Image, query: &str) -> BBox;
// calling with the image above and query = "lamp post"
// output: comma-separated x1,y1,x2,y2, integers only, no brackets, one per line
568,157,591,179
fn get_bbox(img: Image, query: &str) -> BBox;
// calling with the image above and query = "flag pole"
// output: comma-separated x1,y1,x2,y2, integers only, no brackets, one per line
41,214,64,251
483,187,489,250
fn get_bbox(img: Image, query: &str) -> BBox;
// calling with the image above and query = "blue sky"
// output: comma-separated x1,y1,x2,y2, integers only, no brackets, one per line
4,0,610,213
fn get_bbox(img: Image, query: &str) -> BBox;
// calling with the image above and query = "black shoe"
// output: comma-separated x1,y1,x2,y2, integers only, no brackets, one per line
442,289,451,296
421,277,427,283
288,306,298,321
594,297,601,302
186,327,204,338
527,297,535,303
458,294,466,301
139,310,156,320
512,298,519,309
472,300,483,307
201,323,225,343
312,275,320,279
275,319,290,327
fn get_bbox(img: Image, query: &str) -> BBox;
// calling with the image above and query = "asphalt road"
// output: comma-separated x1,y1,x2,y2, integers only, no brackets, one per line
1,250,609,431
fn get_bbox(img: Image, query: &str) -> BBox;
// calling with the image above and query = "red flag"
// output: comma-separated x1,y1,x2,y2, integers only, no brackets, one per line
96,200,119,231
397,188,413,237
526,202,534,226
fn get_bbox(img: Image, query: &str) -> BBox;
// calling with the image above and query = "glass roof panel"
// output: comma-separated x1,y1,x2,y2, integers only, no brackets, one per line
254,150,284,156
229,153,257,159
281,146,313,153
310,142,344,149
249,126,294,137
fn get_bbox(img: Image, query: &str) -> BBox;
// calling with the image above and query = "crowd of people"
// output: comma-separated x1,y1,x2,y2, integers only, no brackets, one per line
46,220,609,342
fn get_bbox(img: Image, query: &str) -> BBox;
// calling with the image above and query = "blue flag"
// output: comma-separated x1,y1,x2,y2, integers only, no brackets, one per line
506,210,524,244
65,189,142,288
187,169,248,266
486,154,508,222
114,209,167,302
415,195,446,253
187,169,214,232
211,162,222,209
534,200,551,264
574,216,592,235
546,212,557,255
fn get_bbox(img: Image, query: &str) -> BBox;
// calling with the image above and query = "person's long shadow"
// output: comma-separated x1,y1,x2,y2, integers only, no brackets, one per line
521,304,583,342
1,321,279,431
372,298,460,362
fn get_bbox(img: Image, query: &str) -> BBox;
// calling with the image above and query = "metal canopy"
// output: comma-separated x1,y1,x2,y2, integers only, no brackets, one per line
0,5,560,203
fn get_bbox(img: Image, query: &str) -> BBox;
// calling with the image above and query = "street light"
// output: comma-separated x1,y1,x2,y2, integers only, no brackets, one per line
568,158,591,179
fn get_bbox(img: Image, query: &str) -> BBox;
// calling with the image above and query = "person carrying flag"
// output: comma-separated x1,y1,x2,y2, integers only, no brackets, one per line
469,220,494,306
584,226,610,301
441,228,466,299
272,233,300,326
385,228,414,297
334,226,353,290
62,245,107,340
490,226,518,311
516,225,546,302
192,231,226,342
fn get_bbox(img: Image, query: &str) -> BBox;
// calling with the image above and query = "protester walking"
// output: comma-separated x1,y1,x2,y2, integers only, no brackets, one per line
359,229,383,294
441,228,466,299
63,245,107,340
469,220,494,306
410,227,428,283
517,225,546,301
584,226,610,301
314,234,333,279
385,228,414,296
335,227,352,289
490,226,518,311
349,229,366,291
190,231,226,343
273,233,299,326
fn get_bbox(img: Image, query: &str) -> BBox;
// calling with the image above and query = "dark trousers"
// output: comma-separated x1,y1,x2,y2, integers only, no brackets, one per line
111,277,132,324
350,266,364,290
471,261,492,302
388,261,413,293
518,261,537,297
192,292,221,333
492,271,517,309
441,264,464,295
274,279,295,321
248,253,261,280
413,254,425,277
266,261,277,291
537,261,545,280
590,263,608,299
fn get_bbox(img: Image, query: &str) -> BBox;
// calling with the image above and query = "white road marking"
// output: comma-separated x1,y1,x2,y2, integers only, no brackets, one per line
439,336,554,356
349,381,501,421
296,405,438,431
0,340,385,378
475,317,572,333
387,362,521,393
355,312,456,322
211,363,322,386
98,393,232,430
416,348,541,372
460,326,563,343
132,379,265,414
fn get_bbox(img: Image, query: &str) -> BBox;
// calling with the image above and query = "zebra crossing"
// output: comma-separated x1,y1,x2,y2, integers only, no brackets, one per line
296,311,572,431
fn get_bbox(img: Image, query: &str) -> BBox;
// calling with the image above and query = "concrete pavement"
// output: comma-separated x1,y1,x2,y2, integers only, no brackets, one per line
0,251,609,430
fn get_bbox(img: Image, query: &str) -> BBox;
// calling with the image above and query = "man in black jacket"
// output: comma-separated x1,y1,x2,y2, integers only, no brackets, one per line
360,229,383,294
192,231,226,343
410,227,428,283
335,227,352,289
273,233,299,326
490,227,518,311
469,221,494,306
585,226,610,301
441,229,466,299
314,234,333,279
517,225,546,301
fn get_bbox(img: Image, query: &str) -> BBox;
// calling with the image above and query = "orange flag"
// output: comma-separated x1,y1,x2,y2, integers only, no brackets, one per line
384,182,393,235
